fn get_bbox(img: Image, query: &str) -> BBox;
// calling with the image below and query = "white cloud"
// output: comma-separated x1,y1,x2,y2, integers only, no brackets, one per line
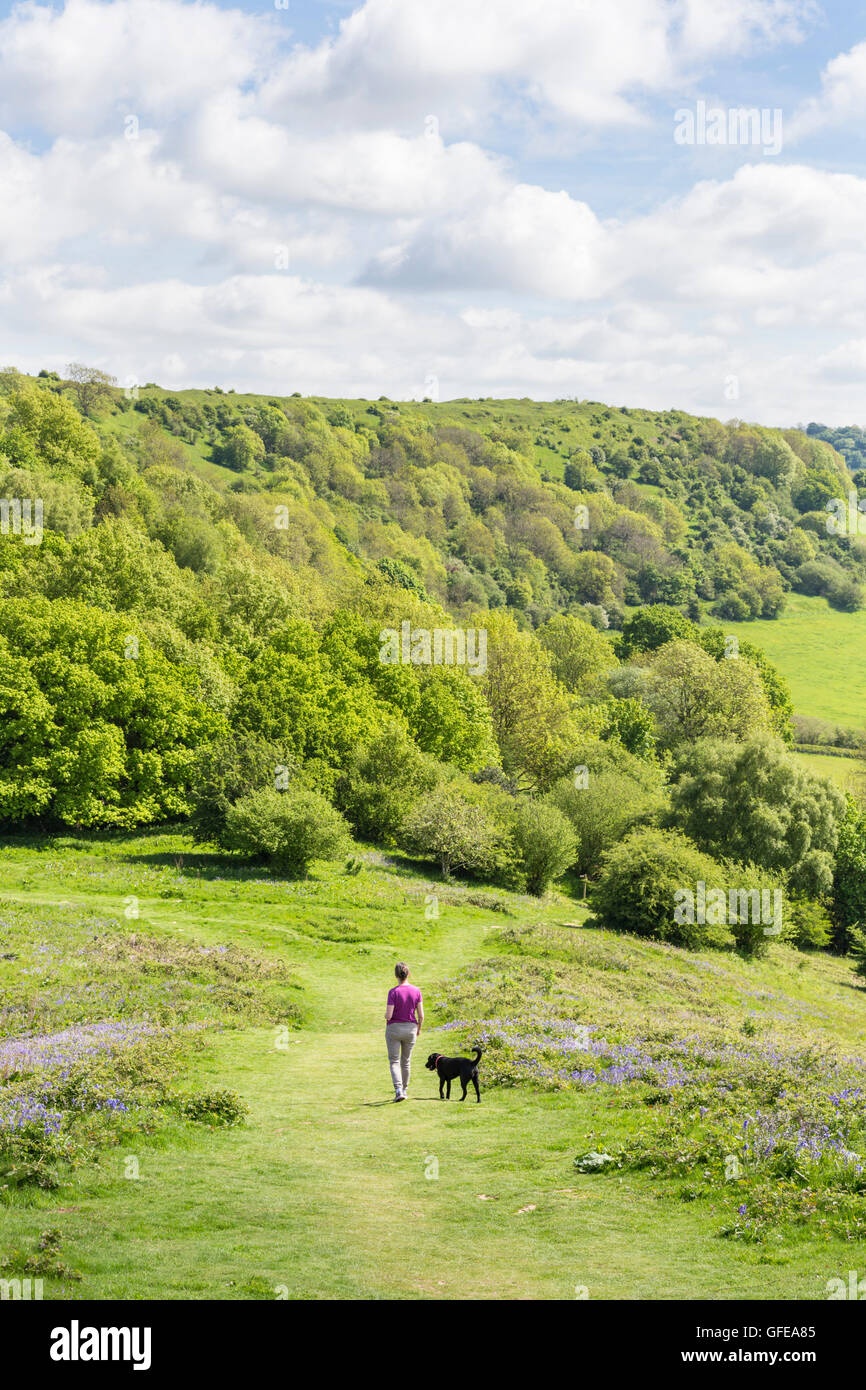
0,0,861,426
790,39,866,140
263,0,812,132
178,96,507,215
362,183,607,296
0,0,275,136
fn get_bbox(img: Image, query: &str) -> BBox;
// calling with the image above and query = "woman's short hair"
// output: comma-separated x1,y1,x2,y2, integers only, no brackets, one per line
394,962,410,981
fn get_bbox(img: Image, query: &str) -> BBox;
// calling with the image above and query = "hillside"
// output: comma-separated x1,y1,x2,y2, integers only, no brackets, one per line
2,827,866,1299
4,370,862,644
4,369,866,1303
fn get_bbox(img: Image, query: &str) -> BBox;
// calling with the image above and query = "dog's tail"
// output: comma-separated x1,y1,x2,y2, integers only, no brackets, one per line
471,1045,483,1063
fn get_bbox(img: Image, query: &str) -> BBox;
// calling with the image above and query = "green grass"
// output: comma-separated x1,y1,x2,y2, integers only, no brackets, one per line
2,830,865,1300
792,749,866,793
725,594,866,728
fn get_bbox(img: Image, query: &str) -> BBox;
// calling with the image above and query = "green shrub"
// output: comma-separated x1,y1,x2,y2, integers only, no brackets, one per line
338,725,441,842
590,828,734,949
176,1088,248,1126
511,800,578,896
400,787,511,881
787,898,832,951
224,785,352,877
189,735,297,845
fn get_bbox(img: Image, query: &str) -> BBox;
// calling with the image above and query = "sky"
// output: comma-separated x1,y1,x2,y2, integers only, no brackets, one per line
2,0,866,422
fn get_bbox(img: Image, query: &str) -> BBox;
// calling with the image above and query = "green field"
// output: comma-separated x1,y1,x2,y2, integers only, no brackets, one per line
2,831,865,1301
792,749,865,792
726,594,866,729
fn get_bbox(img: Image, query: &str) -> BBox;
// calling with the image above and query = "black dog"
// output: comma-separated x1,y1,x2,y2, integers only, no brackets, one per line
426,1046,483,1102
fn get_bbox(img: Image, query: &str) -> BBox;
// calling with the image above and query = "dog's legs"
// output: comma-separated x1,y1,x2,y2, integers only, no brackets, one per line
460,1083,468,1101
439,1078,445,1100
472,1074,481,1103
446,1079,452,1100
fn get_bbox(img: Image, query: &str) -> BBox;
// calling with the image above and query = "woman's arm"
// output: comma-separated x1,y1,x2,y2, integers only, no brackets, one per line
415,998,424,1034
385,1002,394,1022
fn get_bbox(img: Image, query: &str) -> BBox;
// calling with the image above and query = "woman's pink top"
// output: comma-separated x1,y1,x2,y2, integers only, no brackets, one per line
387,984,422,1024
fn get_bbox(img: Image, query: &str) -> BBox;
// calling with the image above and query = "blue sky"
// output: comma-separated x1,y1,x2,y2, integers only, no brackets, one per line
1,0,866,421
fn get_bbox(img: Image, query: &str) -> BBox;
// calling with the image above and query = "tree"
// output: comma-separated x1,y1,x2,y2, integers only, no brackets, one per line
189,734,297,845
696,629,794,742
850,928,866,980
564,451,602,491
511,800,578,895
0,597,225,828
235,619,393,783
377,556,427,599
549,744,667,875
216,423,265,471
644,640,773,748
65,362,117,416
224,785,352,878
478,610,589,790
410,668,498,771
599,697,656,759
537,613,615,695
832,795,866,952
400,787,510,879
619,604,694,657
668,736,844,898
319,610,497,772
338,724,441,842
3,383,101,476
570,551,621,607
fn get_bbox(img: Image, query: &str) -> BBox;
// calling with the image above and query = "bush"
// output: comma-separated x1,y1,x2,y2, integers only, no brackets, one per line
590,828,734,950
511,801,578,895
787,898,832,951
548,744,667,875
224,786,352,877
176,1088,248,1126
189,735,297,845
400,787,511,880
338,725,441,842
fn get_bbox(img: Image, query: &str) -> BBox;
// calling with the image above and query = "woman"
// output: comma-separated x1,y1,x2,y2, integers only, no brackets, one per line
384,962,424,1102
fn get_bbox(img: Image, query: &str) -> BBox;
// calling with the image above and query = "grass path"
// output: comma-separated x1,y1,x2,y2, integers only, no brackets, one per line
3,897,851,1302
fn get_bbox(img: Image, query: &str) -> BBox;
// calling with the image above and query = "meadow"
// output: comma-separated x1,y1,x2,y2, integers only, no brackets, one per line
2,829,865,1301
726,594,866,729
